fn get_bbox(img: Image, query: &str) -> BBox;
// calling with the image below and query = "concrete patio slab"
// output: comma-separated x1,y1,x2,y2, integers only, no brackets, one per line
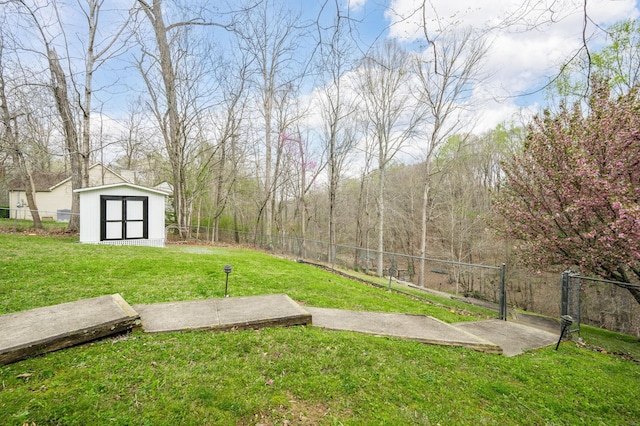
306,307,503,354
133,294,311,333
454,319,559,356
0,294,140,365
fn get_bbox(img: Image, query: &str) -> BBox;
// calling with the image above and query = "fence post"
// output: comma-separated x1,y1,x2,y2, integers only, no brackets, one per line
560,270,570,317
499,263,507,320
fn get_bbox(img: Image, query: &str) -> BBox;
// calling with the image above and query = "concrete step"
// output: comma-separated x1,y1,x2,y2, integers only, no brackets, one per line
454,320,559,356
306,307,503,354
0,294,140,365
133,294,311,333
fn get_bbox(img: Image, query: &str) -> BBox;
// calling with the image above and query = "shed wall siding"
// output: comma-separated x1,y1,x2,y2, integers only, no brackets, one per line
79,186,165,246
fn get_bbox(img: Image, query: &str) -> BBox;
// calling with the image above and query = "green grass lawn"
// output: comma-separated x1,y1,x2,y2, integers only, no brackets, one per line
1,233,639,425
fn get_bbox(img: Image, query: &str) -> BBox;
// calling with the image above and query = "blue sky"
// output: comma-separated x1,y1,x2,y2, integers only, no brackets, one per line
6,0,638,153
56,0,640,135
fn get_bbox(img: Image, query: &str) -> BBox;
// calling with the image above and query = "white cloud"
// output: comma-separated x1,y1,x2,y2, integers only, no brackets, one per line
347,0,368,12
384,0,640,131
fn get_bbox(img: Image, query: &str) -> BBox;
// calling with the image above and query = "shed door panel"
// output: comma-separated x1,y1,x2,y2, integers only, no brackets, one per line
127,200,144,221
125,199,145,238
105,199,122,221
105,222,123,239
126,221,144,239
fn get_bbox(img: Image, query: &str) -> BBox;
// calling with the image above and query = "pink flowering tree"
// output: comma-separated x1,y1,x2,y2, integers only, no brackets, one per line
494,80,640,304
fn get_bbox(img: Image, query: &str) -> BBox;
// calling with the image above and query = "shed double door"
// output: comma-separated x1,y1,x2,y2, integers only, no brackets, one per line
100,196,148,241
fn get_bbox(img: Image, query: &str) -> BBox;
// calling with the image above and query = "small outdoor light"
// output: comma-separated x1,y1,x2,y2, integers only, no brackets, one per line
223,264,233,298
555,314,574,351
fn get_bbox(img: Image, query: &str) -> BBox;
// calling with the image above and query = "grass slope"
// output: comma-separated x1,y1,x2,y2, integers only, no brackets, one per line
0,233,639,425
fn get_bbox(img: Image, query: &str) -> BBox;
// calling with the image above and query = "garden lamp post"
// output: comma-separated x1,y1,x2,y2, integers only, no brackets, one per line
223,264,232,298
555,315,573,350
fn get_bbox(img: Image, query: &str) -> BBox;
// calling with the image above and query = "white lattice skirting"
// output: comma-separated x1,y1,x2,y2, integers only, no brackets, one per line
96,239,165,248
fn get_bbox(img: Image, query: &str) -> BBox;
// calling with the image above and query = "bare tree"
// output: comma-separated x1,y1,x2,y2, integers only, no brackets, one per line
79,0,132,187
46,44,82,231
0,38,43,228
135,0,239,237
357,40,424,276
114,97,148,170
235,0,308,243
412,28,487,286
12,0,132,231
316,4,358,263
208,56,250,242
352,118,375,270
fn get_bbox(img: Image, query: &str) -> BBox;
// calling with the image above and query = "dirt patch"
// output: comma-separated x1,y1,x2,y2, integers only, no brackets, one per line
244,392,346,425
0,225,77,237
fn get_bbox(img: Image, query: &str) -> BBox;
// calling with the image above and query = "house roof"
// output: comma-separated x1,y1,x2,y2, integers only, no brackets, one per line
7,172,69,192
49,163,131,191
7,163,131,192
74,182,169,196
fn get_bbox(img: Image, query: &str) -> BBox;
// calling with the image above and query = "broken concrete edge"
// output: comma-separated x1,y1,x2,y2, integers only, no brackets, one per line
0,293,512,366
426,315,504,352
132,294,312,333
309,325,503,355
0,316,139,366
280,294,310,316
409,336,503,355
111,293,139,318
140,313,312,334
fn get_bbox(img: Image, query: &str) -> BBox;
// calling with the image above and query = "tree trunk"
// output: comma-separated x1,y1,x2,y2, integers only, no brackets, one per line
212,136,227,243
81,2,97,188
48,48,81,232
418,180,430,287
299,148,307,259
17,152,42,229
327,124,338,264
263,92,273,243
139,0,188,238
328,171,336,263
377,166,385,276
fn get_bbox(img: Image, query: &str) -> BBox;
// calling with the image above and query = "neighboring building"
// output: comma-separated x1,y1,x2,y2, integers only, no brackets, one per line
75,183,167,247
8,163,130,221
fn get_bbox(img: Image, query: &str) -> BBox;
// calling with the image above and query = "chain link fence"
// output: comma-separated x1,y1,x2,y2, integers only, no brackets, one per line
1,206,73,221
0,207,75,230
183,227,508,318
562,271,640,337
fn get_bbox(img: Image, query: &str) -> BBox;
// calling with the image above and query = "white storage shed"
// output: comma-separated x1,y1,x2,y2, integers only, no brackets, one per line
74,183,168,247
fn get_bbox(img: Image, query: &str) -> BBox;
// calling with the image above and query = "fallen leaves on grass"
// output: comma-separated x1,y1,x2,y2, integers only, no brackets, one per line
576,340,640,364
